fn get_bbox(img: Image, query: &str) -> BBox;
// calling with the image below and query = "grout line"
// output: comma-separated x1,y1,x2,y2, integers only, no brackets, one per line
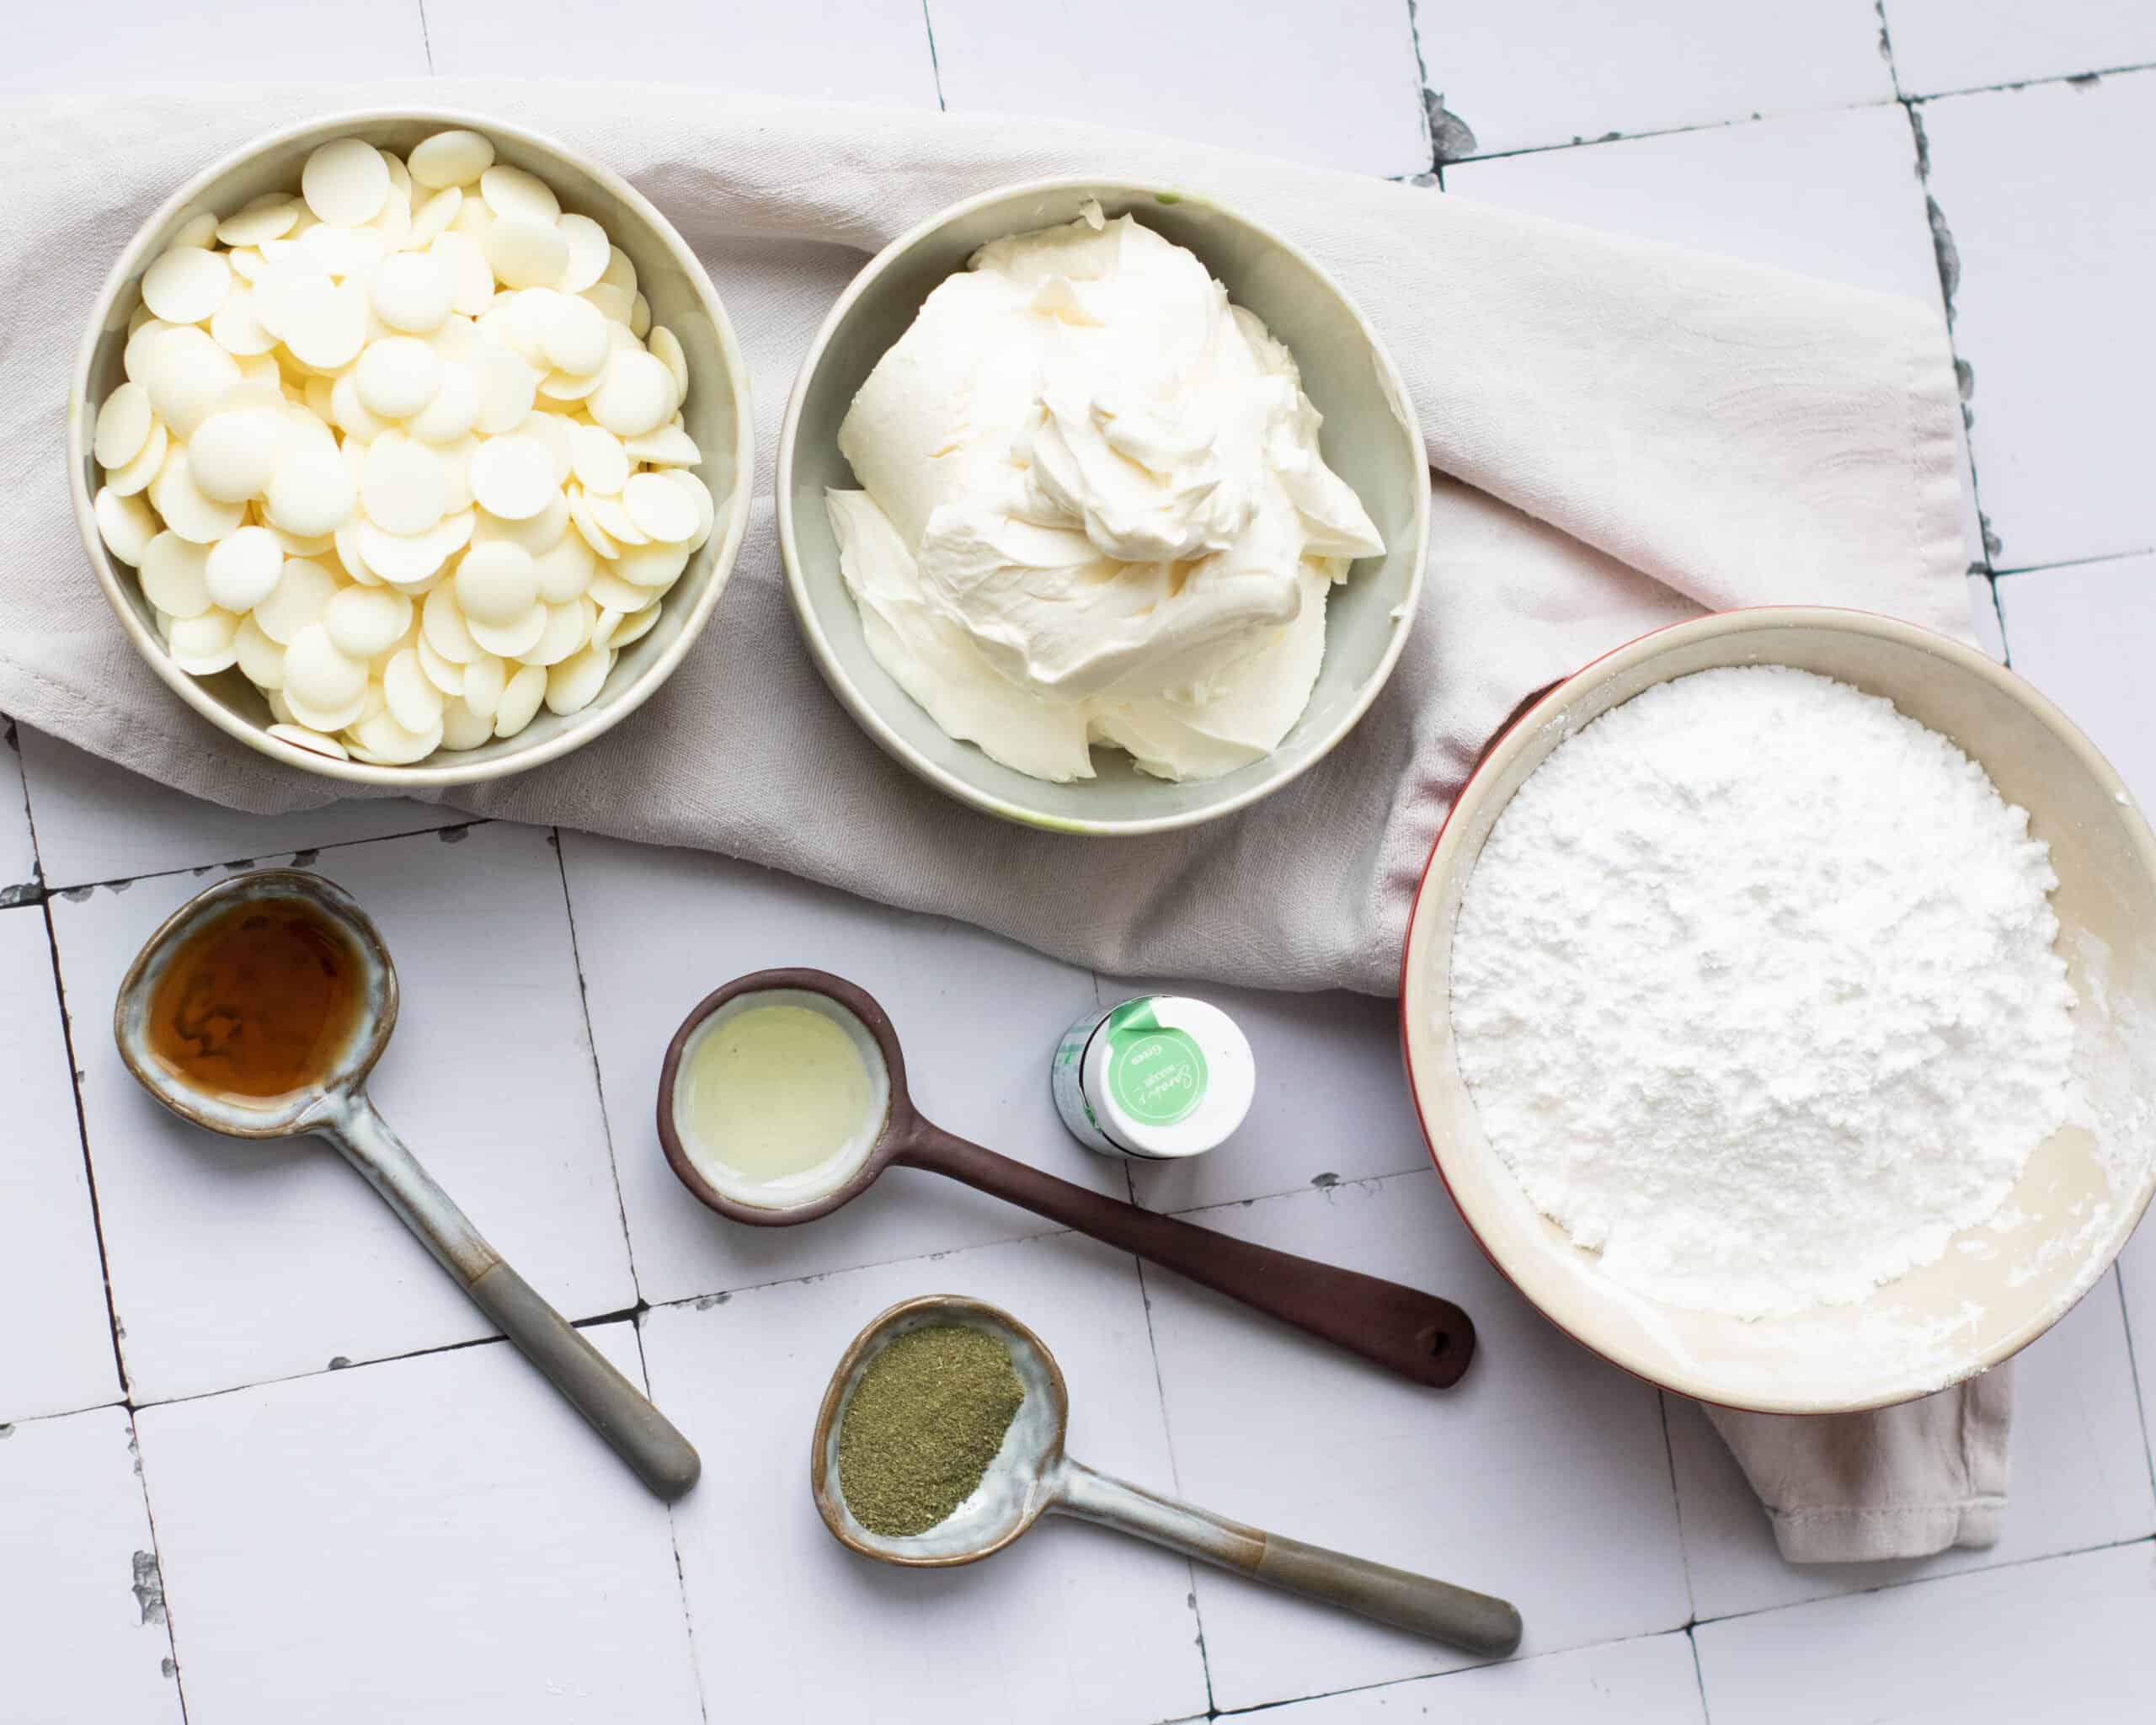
1690,1530,2156,1630
2111,1258,2156,1507
548,826,648,1304
1657,1391,1700,1625
1400,0,1455,180
1,720,44,905
1447,51,2151,174
920,0,947,111
125,1407,194,1724
1903,57,2156,104
1130,1254,1217,1717
1444,95,1900,167
123,1308,646,1418
626,1310,715,1725
415,0,435,72
33,814,488,903
1689,1624,1713,1723
0,1393,128,1434
1993,546,2156,579
653,1217,1086,1315
129,1331,509,1414
1874,0,1903,101
1896,93,2000,570
37,895,134,1407
1209,1623,1699,1717
1403,0,1434,167
1974,571,2010,668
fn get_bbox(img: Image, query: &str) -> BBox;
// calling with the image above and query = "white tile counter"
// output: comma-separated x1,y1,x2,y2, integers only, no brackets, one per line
2,4,2152,1722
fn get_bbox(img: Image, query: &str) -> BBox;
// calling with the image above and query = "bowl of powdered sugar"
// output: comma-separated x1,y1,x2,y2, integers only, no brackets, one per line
1401,607,2156,1413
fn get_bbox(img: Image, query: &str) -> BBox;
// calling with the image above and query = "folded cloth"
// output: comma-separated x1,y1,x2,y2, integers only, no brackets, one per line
1706,1367,2012,1562
0,83,1986,1559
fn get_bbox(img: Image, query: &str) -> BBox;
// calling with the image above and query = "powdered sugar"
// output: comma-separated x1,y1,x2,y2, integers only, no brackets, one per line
1449,665,2078,1319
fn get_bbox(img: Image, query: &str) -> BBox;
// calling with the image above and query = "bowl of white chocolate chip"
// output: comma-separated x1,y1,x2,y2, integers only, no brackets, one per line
71,112,752,778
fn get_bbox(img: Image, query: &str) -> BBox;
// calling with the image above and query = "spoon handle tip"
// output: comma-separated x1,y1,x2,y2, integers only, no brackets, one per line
468,1261,703,1501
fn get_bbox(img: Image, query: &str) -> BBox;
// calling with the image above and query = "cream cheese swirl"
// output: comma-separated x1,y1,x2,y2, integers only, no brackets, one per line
826,206,1384,782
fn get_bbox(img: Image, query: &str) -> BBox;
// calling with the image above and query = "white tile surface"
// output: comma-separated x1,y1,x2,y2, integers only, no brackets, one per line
0,1407,181,1724
930,0,1429,177
1919,73,2156,570
54,823,633,1403
1694,1540,2156,1722
6,5,2154,1713
1143,1172,1689,1712
424,0,942,105
135,1322,702,1725
0,725,38,902
1447,103,1983,568
1886,0,2156,97
641,1230,1209,1724
18,728,464,889
1994,553,2156,805
1117,979,1428,1214
0,0,427,92
558,832,1119,1307
1422,0,1896,158
0,908,120,1424
1671,1272,2153,1620
1255,1632,1705,1722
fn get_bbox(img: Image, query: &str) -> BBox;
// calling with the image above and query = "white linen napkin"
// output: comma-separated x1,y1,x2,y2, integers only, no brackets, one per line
0,83,1987,1562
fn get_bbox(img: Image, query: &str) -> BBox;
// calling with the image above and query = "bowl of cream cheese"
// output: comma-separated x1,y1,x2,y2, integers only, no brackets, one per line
777,180,1427,835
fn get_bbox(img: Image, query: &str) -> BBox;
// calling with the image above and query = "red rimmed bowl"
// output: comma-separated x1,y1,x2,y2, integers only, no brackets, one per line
1399,607,2156,1414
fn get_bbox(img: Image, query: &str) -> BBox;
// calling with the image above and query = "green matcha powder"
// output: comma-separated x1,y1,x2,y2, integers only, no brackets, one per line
838,1324,1026,1537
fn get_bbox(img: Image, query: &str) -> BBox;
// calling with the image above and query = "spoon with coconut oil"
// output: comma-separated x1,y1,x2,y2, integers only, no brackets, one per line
657,969,1476,1389
114,868,702,1499
809,1295,1522,1654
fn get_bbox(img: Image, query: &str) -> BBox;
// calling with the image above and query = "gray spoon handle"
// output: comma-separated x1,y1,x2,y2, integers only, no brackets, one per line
1054,1458,1519,1656
318,1094,702,1501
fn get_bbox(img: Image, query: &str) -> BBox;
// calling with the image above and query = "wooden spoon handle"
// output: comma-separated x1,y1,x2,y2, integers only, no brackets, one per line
901,1126,1473,1387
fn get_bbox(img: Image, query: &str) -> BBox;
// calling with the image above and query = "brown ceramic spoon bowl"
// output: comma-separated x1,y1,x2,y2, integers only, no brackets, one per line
808,1295,1521,1654
115,870,702,1499
658,970,1476,1389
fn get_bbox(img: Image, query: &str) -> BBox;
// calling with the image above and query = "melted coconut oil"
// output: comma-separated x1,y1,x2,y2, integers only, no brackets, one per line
675,998,883,1204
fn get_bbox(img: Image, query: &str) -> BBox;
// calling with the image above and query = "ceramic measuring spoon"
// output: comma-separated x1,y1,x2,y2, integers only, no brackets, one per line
115,869,701,1500
658,969,1475,1389
811,1295,1522,1653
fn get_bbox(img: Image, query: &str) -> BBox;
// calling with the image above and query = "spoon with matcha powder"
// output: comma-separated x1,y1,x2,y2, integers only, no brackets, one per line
810,1295,1522,1656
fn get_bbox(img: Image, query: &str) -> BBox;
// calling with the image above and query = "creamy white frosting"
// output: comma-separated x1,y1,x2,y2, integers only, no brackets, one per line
826,206,1384,783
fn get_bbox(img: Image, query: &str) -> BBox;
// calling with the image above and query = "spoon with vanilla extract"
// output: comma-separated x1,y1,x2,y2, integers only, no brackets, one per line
114,868,701,1500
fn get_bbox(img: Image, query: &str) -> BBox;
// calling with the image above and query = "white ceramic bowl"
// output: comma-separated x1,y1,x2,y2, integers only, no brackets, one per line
776,179,1428,836
1401,608,2156,1414
68,109,754,787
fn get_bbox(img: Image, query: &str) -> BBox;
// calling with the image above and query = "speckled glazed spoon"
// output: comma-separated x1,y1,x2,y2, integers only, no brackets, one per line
660,969,1475,1389
115,868,701,1500
811,1295,1522,1655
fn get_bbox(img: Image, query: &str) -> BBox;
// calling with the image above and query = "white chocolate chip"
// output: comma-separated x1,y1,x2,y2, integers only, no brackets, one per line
409,130,495,190
205,526,286,611
468,435,554,520
302,137,392,227
589,349,676,437
141,246,232,324
93,383,154,469
478,163,559,226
